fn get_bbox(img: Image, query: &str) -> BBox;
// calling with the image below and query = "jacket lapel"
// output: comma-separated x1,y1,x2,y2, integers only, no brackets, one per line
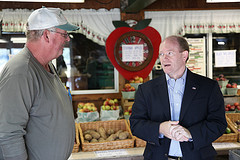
180,70,199,121
155,73,171,120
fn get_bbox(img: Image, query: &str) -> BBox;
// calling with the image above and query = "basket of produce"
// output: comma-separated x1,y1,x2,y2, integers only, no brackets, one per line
226,113,240,141
78,119,135,152
225,103,240,113
214,116,238,142
129,76,143,91
72,123,80,153
226,83,238,95
100,98,121,121
76,102,99,123
216,74,228,95
122,83,136,99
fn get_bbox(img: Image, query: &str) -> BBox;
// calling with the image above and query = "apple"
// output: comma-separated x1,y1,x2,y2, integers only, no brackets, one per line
129,79,135,83
226,84,232,88
225,107,229,111
229,105,236,111
92,106,97,112
139,77,143,83
108,99,115,105
128,106,132,113
78,102,85,109
105,105,111,110
234,102,239,106
83,108,90,112
111,106,117,110
125,83,131,89
124,111,130,115
134,76,140,81
114,98,118,103
232,83,237,88
236,105,240,111
103,100,109,106
216,77,220,81
130,86,136,91
226,104,231,108
102,105,106,110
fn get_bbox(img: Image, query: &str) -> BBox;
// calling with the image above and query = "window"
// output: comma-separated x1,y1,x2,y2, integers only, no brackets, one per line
212,33,240,84
0,32,119,94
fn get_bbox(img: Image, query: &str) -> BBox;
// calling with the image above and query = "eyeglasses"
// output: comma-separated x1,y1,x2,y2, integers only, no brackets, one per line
159,51,177,57
48,30,69,39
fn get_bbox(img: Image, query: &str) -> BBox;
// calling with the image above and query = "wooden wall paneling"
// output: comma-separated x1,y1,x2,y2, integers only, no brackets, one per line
144,0,240,11
0,0,121,10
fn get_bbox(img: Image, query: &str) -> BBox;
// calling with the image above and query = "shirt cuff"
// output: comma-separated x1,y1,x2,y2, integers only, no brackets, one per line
159,133,164,138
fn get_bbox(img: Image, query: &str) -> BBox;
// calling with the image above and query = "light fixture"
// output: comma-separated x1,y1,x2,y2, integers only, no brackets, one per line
0,39,8,43
0,0,84,3
10,37,27,43
207,0,240,2
218,41,225,45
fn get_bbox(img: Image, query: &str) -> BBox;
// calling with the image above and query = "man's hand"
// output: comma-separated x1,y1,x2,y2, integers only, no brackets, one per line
159,121,192,142
170,125,192,142
159,121,179,139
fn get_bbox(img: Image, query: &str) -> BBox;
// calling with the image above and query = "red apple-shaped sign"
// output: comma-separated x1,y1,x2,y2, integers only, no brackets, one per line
106,26,161,80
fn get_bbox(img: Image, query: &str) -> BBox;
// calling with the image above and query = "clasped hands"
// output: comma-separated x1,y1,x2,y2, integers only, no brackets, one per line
159,121,192,142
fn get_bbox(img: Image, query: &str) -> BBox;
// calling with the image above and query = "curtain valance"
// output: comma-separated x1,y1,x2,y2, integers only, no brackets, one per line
0,8,120,45
145,9,240,39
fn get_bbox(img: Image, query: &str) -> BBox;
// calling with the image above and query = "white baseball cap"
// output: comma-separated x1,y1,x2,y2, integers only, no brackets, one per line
27,7,79,31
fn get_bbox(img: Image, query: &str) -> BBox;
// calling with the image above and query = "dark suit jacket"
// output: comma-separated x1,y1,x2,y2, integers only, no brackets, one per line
129,69,227,160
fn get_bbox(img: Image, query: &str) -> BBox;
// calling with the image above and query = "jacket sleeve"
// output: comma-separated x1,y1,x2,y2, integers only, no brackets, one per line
129,85,162,146
0,74,35,159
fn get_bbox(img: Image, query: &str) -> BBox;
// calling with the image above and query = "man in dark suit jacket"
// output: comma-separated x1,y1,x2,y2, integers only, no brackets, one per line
129,35,227,160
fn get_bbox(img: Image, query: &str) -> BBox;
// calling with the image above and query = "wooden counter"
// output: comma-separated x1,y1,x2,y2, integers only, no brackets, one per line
68,142,240,160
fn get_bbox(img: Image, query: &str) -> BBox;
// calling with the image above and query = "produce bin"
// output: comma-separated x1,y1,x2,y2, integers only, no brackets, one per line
78,119,135,152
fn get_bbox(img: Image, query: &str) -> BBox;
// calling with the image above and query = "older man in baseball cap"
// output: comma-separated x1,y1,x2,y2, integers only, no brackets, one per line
0,7,79,160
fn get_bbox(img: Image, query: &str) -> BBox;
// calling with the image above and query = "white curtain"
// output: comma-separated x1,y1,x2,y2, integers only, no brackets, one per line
145,9,240,40
0,8,121,45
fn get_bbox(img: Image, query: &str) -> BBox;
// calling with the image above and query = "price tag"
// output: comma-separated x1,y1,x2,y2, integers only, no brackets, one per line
95,149,128,157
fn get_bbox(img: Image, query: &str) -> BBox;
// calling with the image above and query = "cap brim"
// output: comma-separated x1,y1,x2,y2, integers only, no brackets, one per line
56,22,79,31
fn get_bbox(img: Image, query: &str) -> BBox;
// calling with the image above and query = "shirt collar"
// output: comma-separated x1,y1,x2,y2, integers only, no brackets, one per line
165,67,187,83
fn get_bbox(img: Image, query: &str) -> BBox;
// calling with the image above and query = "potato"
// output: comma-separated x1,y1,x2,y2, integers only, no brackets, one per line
106,134,117,141
90,138,98,143
84,134,92,141
119,131,130,140
84,140,89,143
89,130,101,139
98,137,106,142
115,130,123,138
98,126,107,139
107,129,115,135
83,129,95,135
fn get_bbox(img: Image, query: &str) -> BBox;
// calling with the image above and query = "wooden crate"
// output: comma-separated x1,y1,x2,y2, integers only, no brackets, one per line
214,116,238,142
72,123,80,153
121,98,134,111
78,119,135,152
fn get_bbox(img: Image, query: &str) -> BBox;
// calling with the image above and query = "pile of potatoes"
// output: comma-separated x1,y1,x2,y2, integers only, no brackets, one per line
83,126,131,143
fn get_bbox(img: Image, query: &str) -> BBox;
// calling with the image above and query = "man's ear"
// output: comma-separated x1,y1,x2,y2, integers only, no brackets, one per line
182,50,189,62
42,30,50,42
